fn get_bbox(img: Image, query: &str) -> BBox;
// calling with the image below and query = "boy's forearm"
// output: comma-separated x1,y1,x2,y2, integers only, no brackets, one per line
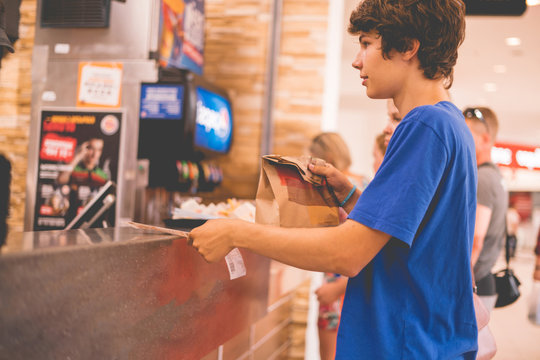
234,220,390,277
233,223,340,273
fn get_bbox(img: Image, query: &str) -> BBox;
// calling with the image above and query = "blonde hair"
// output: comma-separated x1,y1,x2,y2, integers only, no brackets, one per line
309,132,352,171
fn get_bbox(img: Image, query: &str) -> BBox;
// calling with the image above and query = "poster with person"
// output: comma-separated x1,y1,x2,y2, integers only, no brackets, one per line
33,109,123,230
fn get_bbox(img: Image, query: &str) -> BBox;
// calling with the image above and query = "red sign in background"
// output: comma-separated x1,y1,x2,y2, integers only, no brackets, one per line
493,142,540,171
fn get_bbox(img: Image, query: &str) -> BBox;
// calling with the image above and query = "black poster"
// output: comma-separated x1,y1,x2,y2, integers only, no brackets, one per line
33,109,123,230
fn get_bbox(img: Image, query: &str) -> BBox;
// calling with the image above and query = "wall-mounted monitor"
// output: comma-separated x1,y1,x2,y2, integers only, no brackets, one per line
193,86,233,155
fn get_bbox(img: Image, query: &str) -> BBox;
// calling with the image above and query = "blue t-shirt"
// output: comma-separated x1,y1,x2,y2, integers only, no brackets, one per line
337,102,478,359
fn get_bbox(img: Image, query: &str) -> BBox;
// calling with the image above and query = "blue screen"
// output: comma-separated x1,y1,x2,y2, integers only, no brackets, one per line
194,87,233,153
140,84,184,120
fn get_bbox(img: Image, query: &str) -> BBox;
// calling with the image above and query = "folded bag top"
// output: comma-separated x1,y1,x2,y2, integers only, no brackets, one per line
263,155,326,185
255,155,339,228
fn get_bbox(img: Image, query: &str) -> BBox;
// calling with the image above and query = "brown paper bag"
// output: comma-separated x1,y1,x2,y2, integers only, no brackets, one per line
255,155,339,227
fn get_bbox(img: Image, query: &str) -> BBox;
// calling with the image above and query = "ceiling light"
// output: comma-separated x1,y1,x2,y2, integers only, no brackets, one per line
493,65,507,74
526,0,540,6
483,83,498,92
476,97,487,105
505,37,521,46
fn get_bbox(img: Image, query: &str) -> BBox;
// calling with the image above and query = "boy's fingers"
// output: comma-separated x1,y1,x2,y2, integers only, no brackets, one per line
309,162,331,176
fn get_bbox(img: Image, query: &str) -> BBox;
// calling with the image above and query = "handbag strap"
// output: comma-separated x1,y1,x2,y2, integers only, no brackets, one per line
471,263,477,293
504,223,511,268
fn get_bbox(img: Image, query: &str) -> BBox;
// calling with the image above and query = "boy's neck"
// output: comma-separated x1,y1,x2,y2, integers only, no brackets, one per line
394,76,450,119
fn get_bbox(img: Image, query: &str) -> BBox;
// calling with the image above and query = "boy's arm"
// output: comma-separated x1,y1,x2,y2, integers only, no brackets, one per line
189,219,390,277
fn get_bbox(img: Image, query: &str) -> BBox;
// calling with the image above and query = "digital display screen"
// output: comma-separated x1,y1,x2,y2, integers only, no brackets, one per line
194,86,233,154
140,84,184,120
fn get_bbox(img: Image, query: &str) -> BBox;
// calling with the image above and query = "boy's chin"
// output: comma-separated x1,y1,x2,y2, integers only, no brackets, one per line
365,88,388,100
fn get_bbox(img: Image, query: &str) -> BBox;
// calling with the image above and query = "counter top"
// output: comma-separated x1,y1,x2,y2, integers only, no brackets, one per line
3,226,181,254
0,227,270,360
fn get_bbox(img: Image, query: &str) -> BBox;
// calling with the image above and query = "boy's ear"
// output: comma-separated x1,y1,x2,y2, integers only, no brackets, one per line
402,39,420,61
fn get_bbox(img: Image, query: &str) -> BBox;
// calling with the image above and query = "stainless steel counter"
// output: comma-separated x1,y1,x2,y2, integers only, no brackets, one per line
0,227,270,360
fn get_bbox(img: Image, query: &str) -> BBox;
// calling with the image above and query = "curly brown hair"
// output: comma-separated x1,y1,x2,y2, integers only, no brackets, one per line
348,0,466,89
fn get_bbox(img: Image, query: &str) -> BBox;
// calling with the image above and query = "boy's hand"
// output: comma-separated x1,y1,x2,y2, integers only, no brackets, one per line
188,219,238,263
308,161,354,205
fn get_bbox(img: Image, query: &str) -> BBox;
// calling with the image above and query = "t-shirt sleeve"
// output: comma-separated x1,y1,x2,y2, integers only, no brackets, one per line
348,119,448,247
477,167,494,209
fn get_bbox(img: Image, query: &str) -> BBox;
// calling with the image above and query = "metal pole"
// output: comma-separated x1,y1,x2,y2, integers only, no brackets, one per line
260,0,283,156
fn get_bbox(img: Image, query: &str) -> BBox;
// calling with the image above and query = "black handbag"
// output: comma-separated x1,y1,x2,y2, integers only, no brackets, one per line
494,268,521,307
494,229,521,308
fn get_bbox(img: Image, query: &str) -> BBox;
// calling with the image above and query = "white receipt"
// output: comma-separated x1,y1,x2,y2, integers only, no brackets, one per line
225,248,246,280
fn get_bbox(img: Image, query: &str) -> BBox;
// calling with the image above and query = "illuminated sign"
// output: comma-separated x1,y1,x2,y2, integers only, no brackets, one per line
194,86,233,154
493,142,540,171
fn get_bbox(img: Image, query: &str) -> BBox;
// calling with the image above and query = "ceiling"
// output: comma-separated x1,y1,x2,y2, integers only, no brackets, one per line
338,2,540,146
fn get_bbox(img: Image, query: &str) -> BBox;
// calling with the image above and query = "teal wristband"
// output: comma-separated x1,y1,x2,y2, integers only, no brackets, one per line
339,184,357,207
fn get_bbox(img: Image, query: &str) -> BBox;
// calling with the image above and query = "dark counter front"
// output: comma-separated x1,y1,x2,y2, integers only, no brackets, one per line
0,227,270,360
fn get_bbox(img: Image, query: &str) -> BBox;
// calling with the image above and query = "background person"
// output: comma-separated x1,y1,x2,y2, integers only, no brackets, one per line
0,0,14,248
464,106,509,312
0,0,14,68
372,132,386,174
308,132,361,360
0,154,11,248
535,227,540,281
383,98,401,147
309,132,366,190
506,202,520,258
313,131,389,360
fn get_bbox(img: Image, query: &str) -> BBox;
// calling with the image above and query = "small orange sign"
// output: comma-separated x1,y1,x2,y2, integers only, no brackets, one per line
77,62,123,108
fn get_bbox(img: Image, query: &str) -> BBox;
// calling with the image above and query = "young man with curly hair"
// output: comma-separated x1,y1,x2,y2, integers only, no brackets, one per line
189,1,478,358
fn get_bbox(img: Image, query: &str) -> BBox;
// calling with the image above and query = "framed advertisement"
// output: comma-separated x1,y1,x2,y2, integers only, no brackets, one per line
158,0,204,75
33,109,123,231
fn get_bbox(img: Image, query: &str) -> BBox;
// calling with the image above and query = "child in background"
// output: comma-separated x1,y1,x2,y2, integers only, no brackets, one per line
535,228,540,281
309,132,360,360
309,131,390,360
372,132,386,174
